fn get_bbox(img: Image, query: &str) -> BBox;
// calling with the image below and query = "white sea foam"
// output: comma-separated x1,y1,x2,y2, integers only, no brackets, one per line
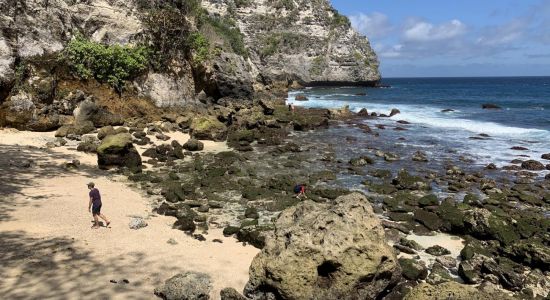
287,93,549,137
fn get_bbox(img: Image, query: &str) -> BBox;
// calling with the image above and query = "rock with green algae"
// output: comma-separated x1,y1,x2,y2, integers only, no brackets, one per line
393,169,431,191
414,208,443,231
403,281,514,300
418,194,439,207
399,258,428,281
426,262,453,285
96,133,142,170
190,116,227,141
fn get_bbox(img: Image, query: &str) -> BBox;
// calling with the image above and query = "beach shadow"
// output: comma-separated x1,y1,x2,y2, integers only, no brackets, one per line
0,231,178,299
0,144,102,222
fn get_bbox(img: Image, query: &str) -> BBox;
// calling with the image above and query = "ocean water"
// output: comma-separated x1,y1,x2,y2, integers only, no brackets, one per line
287,77,550,171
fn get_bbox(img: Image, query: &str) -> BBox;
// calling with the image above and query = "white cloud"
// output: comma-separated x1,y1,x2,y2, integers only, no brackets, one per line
403,19,466,42
349,12,393,39
476,19,527,46
374,43,403,58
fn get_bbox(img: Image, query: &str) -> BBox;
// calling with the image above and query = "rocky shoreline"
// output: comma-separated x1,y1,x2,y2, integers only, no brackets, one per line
37,93,549,299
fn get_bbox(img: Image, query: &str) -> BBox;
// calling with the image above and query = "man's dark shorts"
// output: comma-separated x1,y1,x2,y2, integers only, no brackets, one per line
92,204,102,215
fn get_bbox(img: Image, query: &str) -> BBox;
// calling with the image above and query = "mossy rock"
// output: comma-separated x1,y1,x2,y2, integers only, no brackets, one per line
460,239,498,261
414,209,443,231
311,188,349,200
97,133,142,170
418,194,438,207
463,193,480,205
310,170,337,183
393,169,431,191
436,201,466,233
399,258,428,281
367,182,398,195
242,186,270,201
190,116,227,141
426,262,453,285
400,238,424,251
223,226,240,236
388,212,414,223
369,169,392,179
236,226,273,249
244,207,260,219
240,218,259,228
487,215,520,246
425,245,451,256
503,239,550,270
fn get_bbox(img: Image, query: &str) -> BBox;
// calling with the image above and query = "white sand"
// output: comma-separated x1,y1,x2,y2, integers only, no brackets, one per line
399,232,465,268
0,129,258,299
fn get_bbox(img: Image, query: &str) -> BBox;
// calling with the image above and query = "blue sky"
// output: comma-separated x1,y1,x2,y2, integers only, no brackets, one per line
331,0,550,77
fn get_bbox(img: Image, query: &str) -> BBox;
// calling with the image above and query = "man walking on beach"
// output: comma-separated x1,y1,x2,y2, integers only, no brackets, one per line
87,182,110,229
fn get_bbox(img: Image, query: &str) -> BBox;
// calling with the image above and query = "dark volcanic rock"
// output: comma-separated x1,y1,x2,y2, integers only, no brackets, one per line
521,160,545,171
414,209,443,231
389,108,401,117
542,153,550,160
482,103,502,109
183,139,204,152
425,245,451,256
399,258,428,281
510,146,528,151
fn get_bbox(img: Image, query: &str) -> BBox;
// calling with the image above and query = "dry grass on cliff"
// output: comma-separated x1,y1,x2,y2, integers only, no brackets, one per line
57,80,163,121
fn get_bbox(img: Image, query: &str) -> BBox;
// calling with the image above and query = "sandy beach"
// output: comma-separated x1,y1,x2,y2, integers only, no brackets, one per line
0,129,259,299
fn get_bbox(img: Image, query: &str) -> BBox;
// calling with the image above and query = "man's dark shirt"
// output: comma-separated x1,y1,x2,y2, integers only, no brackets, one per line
89,188,102,206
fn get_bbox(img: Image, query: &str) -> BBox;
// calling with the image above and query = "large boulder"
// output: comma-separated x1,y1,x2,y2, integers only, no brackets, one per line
190,116,227,141
97,133,142,170
521,160,545,171
244,193,401,299
154,272,212,300
74,100,124,127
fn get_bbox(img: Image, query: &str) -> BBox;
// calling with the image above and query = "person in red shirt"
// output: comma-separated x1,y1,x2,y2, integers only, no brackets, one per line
294,184,307,200
87,182,110,229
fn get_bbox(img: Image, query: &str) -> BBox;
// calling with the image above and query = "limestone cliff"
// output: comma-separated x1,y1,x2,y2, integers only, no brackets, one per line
0,0,379,131
201,0,381,88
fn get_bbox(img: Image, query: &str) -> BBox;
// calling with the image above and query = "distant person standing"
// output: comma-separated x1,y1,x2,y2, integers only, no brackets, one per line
87,182,110,229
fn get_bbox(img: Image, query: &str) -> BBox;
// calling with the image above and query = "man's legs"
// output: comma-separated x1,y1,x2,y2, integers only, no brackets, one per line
92,214,100,228
98,214,110,226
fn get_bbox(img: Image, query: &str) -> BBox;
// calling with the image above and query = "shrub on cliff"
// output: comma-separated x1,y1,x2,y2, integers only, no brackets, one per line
63,35,149,92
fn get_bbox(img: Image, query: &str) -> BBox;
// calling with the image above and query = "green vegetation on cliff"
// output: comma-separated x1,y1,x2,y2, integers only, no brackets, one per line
63,35,149,92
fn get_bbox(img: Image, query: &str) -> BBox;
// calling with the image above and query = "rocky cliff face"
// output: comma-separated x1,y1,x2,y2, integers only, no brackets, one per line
202,0,381,88
0,0,379,131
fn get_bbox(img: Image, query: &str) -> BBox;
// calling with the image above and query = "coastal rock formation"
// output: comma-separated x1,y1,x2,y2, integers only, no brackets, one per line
201,0,380,87
244,192,400,299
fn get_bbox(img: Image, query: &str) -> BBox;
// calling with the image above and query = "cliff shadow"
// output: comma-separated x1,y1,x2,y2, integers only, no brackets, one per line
0,143,101,222
0,230,179,299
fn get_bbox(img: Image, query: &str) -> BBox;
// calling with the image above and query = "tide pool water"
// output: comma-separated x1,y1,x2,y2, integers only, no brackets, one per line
288,77,550,169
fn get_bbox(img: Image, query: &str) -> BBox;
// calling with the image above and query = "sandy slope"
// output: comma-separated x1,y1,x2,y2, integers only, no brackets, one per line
0,129,258,299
